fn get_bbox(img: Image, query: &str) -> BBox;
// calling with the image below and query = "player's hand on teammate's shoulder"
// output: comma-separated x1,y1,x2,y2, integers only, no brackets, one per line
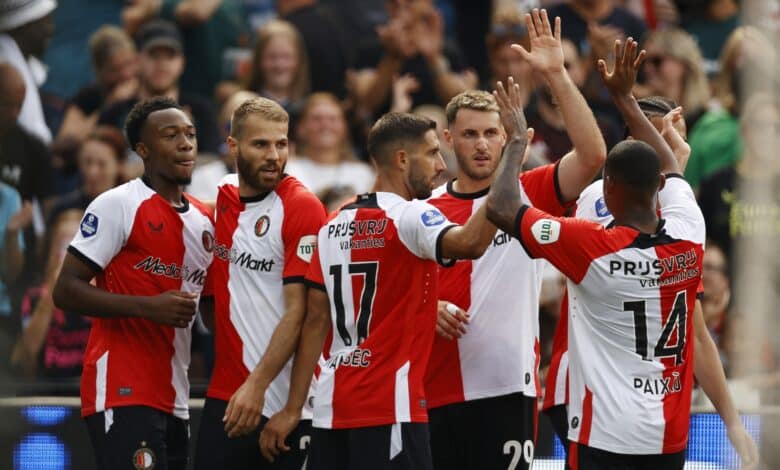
597,37,646,99
137,290,198,327
436,300,469,341
223,376,266,438
259,407,301,462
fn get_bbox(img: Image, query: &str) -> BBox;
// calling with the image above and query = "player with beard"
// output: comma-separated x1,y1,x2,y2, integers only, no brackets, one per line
424,9,606,469
193,97,327,470
53,97,215,470
259,112,497,469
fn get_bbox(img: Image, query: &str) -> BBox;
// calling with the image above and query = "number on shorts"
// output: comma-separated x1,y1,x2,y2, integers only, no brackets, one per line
300,434,310,470
503,439,534,469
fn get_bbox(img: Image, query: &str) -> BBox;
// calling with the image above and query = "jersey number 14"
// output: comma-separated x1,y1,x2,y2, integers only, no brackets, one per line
624,291,687,365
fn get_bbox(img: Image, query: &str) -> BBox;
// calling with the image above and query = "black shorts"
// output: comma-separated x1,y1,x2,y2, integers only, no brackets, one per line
569,442,685,470
193,397,311,470
307,422,432,470
428,392,537,470
543,404,570,458
84,405,189,470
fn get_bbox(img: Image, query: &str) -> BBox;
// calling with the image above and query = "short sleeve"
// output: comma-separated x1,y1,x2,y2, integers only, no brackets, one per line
396,200,457,266
304,244,326,291
658,175,706,245
282,192,327,283
520,161,572,216
68,190,131,271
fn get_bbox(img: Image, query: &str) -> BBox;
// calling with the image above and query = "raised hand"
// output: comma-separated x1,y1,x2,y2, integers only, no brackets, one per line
597,38,646,99
510,9,564,76
660,107,691,171
493,76,528,140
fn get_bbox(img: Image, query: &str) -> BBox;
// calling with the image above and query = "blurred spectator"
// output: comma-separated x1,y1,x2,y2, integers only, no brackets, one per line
686,26,773,189
231,19,310,115
698,93,780,261
280,0,351,99
186,90,258,200
286,92,375,198
48,126,128,226
49,135,82,197
547,0,647,58
623,0,679,29
0,63,53,205
11,209,89,379
58,26,139,141
526,38,622,162
639,29,710,128
98,19,220,154
349,0,476,119
701,242,730,367
0,183,27,325
450,0,494,81
483,5,533,104
0,0,56,143
678,0,739,75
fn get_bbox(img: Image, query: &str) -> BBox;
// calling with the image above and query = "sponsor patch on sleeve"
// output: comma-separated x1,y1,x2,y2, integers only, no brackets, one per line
297,235,317,262
80,212,99,238
531,219,560,245
595,196,611,218
421,209,446,227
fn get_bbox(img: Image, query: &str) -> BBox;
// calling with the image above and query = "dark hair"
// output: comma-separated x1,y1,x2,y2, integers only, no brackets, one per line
367,112,436,165
604,140,661,193
86,125,128,162
124,97,182,150
637,96,679,118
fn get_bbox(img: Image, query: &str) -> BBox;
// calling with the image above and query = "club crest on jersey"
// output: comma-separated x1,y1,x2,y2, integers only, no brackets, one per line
255,215,271,237
202,230,214,252
132,443,155,470
595,196,611,217
421,209,446,227
80,212,99,238
297,235,317,262
531,219,560,244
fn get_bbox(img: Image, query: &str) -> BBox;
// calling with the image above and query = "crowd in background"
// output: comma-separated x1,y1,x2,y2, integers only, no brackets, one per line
0,0,778,407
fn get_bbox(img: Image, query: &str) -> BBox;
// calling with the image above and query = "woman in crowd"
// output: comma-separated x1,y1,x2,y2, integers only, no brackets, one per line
286,92,374,198
57,26,139,141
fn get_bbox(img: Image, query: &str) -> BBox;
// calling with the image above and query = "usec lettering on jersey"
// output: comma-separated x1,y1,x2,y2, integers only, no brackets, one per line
609,248,700,287
213,243,275,272
325,348,372,369
328,219,388,238
633,372,682,396
133,256,206,285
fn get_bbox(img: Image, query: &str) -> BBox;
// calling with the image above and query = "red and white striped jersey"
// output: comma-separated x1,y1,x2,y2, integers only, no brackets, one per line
515,176,705,454
69,179,214,419
305,192,456,429
425,163,570,408
543,181,613,410
206,175,326,418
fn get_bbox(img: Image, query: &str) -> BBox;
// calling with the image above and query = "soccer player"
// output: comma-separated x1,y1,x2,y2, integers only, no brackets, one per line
192,97,327,469
486,40,720,469
52,97,214,470
261,112,498,469
542,41,759,469
424,9,606,469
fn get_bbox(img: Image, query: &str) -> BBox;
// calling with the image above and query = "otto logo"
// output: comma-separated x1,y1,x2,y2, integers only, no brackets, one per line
133,444,155,470
297,235,317,262
531,219,560,245
80,213,99,238
255,215,271,237
202,230,214,252
595,196,611,218
421,209,446,227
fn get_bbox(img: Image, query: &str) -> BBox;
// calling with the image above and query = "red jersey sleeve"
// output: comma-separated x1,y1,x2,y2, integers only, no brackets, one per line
519,161,573,217
281,191,327,283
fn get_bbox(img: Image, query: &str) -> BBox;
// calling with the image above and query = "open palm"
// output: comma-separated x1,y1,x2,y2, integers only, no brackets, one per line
511,9,564,75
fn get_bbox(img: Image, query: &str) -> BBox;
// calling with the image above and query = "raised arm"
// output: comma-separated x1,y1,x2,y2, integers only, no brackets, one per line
512,9,606,202
598,39,679,175
438,203,497,260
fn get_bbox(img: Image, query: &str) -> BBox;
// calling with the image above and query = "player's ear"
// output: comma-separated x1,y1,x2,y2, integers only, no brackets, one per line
395,149,408,171
227,136,238,157
443,128,453,147
134,142,149,161
658,173,666,192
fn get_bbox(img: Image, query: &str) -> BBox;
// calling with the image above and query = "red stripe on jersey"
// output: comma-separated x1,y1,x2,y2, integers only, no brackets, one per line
569,442,579,470
533,337,541,398
425,191,472,408
656,242,702,453
543,294,568,409
206,185,250,401
579,386,594,445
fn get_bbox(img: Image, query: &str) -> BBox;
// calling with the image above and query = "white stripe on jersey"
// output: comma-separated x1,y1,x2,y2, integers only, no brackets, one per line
95,351,108,413
395,361,411,422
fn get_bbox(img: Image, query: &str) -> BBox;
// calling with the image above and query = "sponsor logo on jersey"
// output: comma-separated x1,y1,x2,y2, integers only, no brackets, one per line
595,196,611,217
324,348,372,369
421,209,446,227
132,443,155,470
297,235,317,262
609,249,700,287
147,221,164,233
213,243,276,272
633,372,682,396
255,215,271,237
202,230,214,252
492,231,513,247
328,218,388,238
531,219,560,244
133,256,207,285
80,212,99,238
